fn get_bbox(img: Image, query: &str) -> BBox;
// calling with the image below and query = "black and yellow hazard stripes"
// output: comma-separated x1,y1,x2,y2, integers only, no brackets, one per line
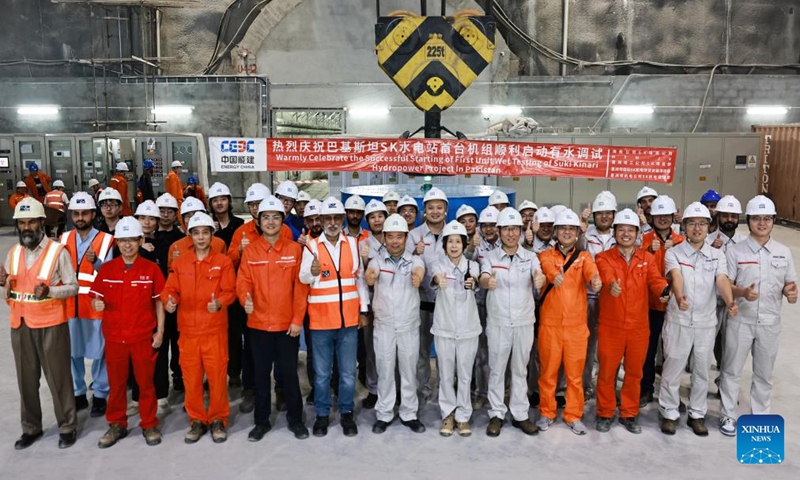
375,13,495,112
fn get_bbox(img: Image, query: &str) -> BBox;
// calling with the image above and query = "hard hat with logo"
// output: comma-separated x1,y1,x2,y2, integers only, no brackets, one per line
700,189,722,204
382,191,401,204
613,208,640,228
365,199,388,218
15,181,27,189
518,200,538,213
555,209,581,227
258,195,285,215
187,176,197,185
68,192,96,211
304,199,322,218
13,197,46,219
245,183,270,204
156,192,179,210
683,202,712,220
488,190,509,206
456,204,477,220
442,220,468,238
534,207,555,224
114,217,143,239
636,186,658,202
171,160,182,168
275,180,298,200
344,195,366,211
87,179,100,188
98,188,123,204
296,190,312,203
497,207,523,227
207,182,231,200
716,195,742,215
651,195,677,216
321,197,345,216
745,195,777,216
135,200,159,218
143,159,155,170
28,163,39,172
52,180,65,188
423,187,448,206
478,206,500,224
383,214,409,233
398,195,418,210
187,212,215,232
180,196,205,216
115,162,129,172
592,191,618,213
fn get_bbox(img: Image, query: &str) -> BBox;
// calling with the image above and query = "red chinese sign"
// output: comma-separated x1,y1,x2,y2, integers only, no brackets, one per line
266,138,676,183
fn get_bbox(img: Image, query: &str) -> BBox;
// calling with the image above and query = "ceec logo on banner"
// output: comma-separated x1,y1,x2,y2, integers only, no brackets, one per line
220,140,255,153
737,414,784,465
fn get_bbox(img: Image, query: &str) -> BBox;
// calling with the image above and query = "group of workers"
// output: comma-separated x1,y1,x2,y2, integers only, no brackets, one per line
1,172,795,450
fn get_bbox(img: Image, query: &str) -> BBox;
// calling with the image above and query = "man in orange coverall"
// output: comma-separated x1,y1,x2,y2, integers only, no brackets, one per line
594,208,669,435
537,209,601,436
167,197,227,270
162,212,236,444
236,195,310,441
165,161,185,207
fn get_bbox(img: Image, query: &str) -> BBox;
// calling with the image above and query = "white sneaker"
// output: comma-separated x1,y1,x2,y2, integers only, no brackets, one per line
157,399,172,416
719,417,736,437
126,401,139,416
536,416,554,431
567,420,588,436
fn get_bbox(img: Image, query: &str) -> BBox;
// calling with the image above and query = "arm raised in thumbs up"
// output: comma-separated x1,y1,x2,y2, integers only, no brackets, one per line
310,252,321,276
92,297,105,312
554,265,565,287
591,273,602,293
165,294,178,313
172,245,181,260
85,246,97,264
524,221,534,247
743,282,759,302
365,266,378,286
533,269,546,290
298,227,308,246
783,282,798,304
244,292,254,314
710,232,724,249
411,266,424,288
610,278,622,297
360,241,370,263
414,238,426,256
239,236,250,252
678,294,690,311
207,293,221,313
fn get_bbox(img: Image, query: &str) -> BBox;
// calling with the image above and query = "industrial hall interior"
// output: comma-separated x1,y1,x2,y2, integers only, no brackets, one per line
1,0,800,479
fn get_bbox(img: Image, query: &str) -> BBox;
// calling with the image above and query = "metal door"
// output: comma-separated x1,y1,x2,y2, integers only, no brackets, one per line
721,135,759,200
0,136,16,226
571,137,610,212
77,137,110,191
14,136,47,203
139,136,167,196
532,137,572,207
46,136,79,195
684,136,722,208
168,136,196,186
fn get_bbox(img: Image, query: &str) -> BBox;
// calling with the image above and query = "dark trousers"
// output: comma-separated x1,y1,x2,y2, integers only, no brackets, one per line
11,320,77,435
250,329,302,426
640,309,665,396
228,301,255,390
165,311,181,380
132,329,170,401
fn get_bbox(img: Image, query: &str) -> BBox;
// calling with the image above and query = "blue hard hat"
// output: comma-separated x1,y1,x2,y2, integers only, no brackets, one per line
188,176,197,184
701,189,721,204
28,163,39,172
143,159,154,169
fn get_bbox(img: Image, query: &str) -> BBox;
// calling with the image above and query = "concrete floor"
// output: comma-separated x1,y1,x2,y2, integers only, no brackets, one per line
0,225,797,480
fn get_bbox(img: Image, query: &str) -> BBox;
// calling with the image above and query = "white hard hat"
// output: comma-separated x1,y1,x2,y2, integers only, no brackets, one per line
275,180,298,200
321,197,345,215
304,199,322,218
207,182,232,200
114,217,143,239
651,195,677,216
115,162,129,172
716,195,743,215
488,190,509,206
442,220,468,238
245,183,270,204
87,179,100,188
456,204,477,219
52,180,65,188
258,195,284,215
555,209,581,227
636,186,658,202
592,191,618,213
155,192,179,209
549,205,567,218
187,211,216,232
496,207,523,227
15,181,27,188
683,202,712,220
518,200,538,212
98,188,123,203
13,197,46,219
135,200,159,218
478,206,500,224
423,187,448,205
171,160,182,168
365,199,388,218
180,196,205,215
613,208,640,228
534,207,555,224
383,214,409,233
68,192,96,211
745,195,777,216
344,195,366,211
382,191,401,204
296,190,312,203
398,195,418,210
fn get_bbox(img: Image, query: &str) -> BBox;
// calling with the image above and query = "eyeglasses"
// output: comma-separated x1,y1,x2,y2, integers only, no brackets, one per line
750,216,774,224
686,222,709,228
260,214,282,222
101,203,119,209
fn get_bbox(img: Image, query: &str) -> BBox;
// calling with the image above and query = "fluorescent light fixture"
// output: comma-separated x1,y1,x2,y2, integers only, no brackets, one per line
17,105,60,115
746,106,788,115
347,107,390,118
152,105,194,115
613,105,655,114
482,105,523,117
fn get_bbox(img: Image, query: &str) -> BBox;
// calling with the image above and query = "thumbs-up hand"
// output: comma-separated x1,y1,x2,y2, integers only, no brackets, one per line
580,203,592,223
414,238,426,256
727,301,739,317
470,232,481,250
165,295,177,313
92,297,105,312
310,253,321,276
664,238,674,249
172,246,180,260
411,267,424,288
298,228,308,246
637,207,647,226
207,293,221,313
525,222,534,245
678,295,690,311
591,274,602,292
531,217,540,235
674,209,683,224
533,269,546,290
783,282,798,304
34,282,49,299
365,268,378,286
554,266,565,287
86,246,97,264
711,233,724,249
240,237,250,252
434,273,448,290
743,283,759,302
610,278,622,297
487,271,498,290
360,242,370,260
244,292,254,314
650,238,661,252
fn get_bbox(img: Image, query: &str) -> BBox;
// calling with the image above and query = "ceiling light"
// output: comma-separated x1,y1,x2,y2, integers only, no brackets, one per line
17,105,60,115
152,105,194,115
347,107,390,118
746,106,788,115
482,105,523,117
613,105,655,114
